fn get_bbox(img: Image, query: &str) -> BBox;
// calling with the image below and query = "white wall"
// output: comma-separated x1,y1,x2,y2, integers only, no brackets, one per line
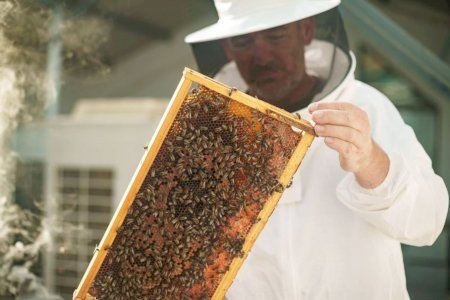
45,120,160,207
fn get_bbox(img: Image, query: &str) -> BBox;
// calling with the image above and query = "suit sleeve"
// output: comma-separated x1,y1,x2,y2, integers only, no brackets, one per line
336,83,449,246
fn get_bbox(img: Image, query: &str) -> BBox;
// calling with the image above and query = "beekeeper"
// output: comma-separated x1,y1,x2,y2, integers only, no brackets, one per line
185,0,449,299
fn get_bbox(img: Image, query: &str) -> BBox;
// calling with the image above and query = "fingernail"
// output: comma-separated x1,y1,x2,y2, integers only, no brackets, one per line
315,125,324,132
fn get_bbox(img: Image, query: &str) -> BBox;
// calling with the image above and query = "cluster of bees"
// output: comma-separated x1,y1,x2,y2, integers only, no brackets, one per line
89,86,302,299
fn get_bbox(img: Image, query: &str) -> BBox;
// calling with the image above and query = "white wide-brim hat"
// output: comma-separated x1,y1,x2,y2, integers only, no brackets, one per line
185,0,340,44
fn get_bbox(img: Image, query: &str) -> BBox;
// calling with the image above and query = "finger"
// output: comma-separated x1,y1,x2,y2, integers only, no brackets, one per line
323,136,357,157
315,124,363,148
311,109,365,131
308,101,360,114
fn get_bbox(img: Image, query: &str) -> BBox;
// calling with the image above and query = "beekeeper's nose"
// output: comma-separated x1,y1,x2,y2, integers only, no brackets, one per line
251,36,276,65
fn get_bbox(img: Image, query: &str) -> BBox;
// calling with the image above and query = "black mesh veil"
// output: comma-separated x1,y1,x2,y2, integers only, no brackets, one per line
188,7,351,103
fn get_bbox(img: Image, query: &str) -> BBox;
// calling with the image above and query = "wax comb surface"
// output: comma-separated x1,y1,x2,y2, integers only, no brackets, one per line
74,68,314,300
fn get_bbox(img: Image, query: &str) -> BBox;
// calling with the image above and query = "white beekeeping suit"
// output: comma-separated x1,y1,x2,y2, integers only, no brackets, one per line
185,0,449,299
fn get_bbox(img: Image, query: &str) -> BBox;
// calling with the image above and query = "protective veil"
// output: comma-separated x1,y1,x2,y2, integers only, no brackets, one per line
185,1,449,299
188,7,351,106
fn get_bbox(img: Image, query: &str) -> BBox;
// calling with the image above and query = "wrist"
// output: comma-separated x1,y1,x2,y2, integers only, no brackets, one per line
354,141,390,189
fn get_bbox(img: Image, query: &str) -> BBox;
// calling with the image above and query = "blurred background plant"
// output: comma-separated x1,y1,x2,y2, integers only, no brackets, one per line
0,0,110,298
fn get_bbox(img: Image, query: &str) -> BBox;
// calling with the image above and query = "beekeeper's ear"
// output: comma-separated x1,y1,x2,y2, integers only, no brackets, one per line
298,17,315,46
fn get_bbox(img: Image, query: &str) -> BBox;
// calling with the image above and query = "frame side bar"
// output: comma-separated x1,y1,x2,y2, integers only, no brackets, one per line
74,72,193,299
212,132,315,299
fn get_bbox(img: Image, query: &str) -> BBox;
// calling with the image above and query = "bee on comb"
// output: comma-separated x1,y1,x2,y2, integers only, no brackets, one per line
74,68,314,300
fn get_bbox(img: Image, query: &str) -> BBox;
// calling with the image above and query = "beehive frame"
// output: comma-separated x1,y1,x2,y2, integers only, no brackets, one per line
74,67,315,299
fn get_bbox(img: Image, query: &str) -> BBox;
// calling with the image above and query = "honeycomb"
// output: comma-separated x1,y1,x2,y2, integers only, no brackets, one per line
86,85,303,299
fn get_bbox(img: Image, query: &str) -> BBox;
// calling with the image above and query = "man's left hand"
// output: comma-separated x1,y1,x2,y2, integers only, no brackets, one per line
308,101,390,189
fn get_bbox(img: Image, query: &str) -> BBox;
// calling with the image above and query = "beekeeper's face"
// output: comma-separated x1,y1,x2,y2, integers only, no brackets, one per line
222,18,315,102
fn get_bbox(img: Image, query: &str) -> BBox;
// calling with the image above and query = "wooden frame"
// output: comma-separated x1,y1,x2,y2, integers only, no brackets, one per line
74,67,315,300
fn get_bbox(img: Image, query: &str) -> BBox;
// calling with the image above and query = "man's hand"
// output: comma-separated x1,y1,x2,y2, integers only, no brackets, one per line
308,101,390,189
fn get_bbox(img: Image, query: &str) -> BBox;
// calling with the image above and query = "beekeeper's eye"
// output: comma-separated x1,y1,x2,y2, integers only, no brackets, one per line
262,25,289,43
264,32,286,43
229,34,253,50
